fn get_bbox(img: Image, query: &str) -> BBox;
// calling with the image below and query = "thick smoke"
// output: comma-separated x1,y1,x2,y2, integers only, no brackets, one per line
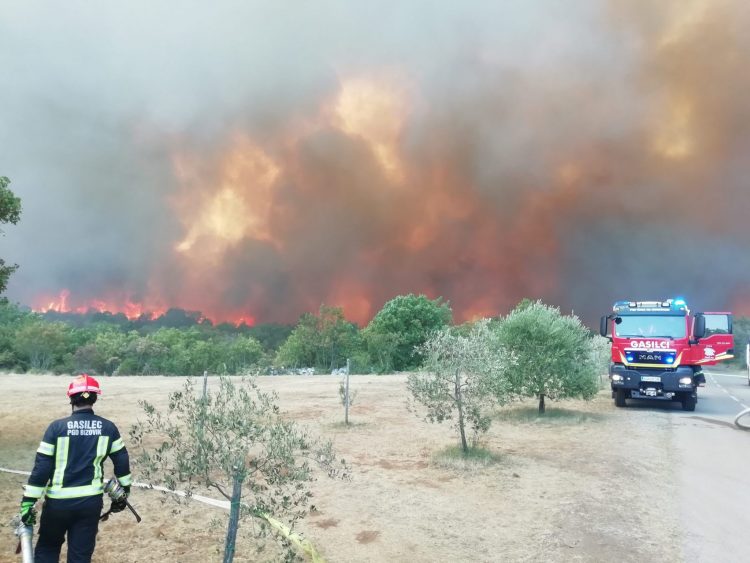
1,0,749,326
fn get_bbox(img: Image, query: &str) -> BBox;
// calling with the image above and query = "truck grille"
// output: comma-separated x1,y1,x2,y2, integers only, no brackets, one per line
626,350,677,366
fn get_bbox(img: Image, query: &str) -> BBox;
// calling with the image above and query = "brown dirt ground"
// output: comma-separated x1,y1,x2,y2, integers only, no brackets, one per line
0,374,681,562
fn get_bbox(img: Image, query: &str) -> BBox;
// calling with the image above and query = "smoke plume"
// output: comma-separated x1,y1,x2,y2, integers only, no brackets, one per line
1,0,749,325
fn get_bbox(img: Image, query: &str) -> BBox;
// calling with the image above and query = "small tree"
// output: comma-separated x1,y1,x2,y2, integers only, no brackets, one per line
407,319,509,453
338,359,358,425
130,377,349,562
495,300,600,414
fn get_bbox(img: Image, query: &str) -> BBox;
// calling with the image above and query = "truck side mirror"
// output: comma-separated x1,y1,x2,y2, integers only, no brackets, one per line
693,314,706,339
599,316,609,338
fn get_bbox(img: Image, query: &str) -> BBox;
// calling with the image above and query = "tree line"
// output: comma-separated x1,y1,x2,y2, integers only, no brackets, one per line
0,294,452,375
0,293,610,378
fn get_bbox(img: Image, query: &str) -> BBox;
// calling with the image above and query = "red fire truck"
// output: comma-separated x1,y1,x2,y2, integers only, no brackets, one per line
599,299,734,411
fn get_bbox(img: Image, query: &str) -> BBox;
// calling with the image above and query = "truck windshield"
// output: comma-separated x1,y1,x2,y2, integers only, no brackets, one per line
615,315,687,338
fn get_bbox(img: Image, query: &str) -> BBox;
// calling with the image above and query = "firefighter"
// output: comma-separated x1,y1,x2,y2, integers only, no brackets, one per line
19,374,132,563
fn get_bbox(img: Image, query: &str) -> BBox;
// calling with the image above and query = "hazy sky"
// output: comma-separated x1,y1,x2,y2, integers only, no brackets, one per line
2,0,749,325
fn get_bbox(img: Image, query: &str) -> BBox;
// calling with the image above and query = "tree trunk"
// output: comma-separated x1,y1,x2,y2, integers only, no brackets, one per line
222,470,244,563
538,393,546,414
455,369,468,453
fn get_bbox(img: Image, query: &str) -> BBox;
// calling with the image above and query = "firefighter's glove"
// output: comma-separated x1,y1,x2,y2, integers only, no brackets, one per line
20,498,36,526
110,497,127,514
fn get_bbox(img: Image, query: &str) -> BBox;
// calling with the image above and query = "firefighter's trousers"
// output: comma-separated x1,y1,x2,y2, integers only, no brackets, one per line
35,496,103,563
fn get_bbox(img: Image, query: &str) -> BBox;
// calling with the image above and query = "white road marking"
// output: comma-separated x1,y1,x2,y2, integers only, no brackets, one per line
705,373,750,410
704,371,747,380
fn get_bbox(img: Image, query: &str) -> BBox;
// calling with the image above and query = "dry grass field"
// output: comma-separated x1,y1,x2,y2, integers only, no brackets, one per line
0,374,681,562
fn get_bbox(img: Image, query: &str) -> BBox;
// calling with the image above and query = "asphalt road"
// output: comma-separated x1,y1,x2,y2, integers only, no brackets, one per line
673,368,750,562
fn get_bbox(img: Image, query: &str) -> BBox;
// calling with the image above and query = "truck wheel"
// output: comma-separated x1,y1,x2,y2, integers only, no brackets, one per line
614,389,627,407
682,394,696,412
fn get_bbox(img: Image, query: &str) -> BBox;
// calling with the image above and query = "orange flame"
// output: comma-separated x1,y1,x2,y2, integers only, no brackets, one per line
34,290,167,321
173,135,282,256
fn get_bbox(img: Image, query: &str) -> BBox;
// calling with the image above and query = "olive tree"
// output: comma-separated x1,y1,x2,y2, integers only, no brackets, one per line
130,376,349,562
407,319,509,453
495,301,600,414
336,360,358,426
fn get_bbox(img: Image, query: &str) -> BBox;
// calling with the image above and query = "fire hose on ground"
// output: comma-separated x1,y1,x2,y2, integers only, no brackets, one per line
734,407,750,430
1,467,324,562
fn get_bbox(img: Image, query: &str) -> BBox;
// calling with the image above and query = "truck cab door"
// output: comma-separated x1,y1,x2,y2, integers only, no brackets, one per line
694,313,734,365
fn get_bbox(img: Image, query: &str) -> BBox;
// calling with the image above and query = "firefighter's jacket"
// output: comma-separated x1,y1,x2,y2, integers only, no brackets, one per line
24,407,131,508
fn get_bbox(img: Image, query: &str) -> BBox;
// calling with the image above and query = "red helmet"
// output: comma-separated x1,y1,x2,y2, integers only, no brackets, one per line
67,374,102,397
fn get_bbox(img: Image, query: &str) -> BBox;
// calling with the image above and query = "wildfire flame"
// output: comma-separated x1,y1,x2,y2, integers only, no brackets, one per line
173,136,282,255
35,290,165,322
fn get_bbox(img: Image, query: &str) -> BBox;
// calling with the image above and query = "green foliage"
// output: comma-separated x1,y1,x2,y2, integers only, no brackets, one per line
514,298,535,312
130,376,349,561
0,177,21,226
275,313,317,369
151,308,204,328
495,301,600,413
123,329,265,376
366,294,452,371
408,319,509,452
588,334,611,383
246,323,294,351
73,327,134,375
275,305,360,371
0,176,22,295
0,301,266,375
360,329,398,374
0,302,35,370
13,320,74,372
0,292,457,376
